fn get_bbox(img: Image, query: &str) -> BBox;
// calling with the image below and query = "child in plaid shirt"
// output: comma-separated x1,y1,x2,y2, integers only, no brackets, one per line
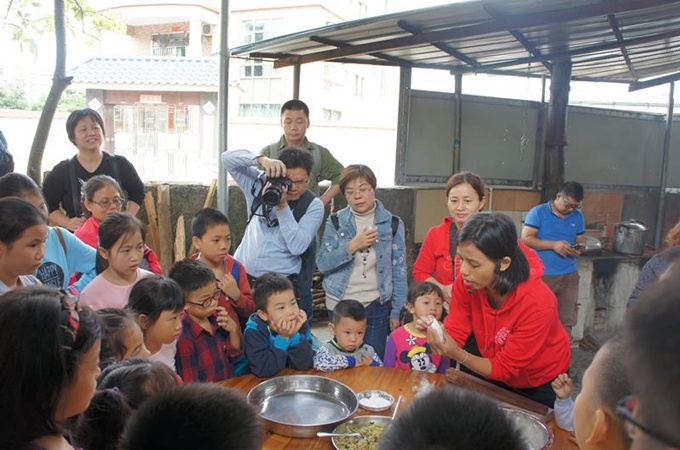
170,259,244,382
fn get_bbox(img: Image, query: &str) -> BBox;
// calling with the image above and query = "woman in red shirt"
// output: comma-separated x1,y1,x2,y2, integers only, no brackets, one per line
425,212,570,407
413,172,486,305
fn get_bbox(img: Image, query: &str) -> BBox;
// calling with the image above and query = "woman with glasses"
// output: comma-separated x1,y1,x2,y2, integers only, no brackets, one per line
423,212,571,407
521,181,586,337
317,164,407,359
74,175,162,275
43,108,145,232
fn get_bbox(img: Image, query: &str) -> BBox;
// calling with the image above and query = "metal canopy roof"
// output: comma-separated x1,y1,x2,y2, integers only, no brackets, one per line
231,0,680,90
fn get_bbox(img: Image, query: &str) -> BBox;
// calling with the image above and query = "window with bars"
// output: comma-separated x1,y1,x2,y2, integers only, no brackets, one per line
239,103,281,118
151,32,188,57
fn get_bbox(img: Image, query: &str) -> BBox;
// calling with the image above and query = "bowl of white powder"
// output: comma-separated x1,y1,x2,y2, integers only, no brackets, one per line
357,390,394,412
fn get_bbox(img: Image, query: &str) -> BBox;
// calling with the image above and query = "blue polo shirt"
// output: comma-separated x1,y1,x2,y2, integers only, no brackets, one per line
524,202,585,276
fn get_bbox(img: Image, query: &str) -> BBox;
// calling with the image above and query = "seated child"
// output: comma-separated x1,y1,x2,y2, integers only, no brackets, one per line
0,198,47,294
243,273,313,377
118,383,262,450
97,308,149,369
191,208,255,330
127,275,185,372
551,335,631,450
75,175,162,274
0,173,97,293
80,213,152,309
379,387,523,450
314,299,382,372
169,259,245,382
384,282,450,374
98,358,180,409
73,358,180,450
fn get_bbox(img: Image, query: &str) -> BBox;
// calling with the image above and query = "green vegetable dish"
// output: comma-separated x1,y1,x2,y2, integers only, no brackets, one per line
335,422,388,450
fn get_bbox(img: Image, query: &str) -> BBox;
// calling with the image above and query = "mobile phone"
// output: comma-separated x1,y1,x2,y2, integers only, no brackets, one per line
571,243,585,250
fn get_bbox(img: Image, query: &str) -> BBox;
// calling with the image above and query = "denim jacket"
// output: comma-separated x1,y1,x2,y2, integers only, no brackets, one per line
317,200,408,320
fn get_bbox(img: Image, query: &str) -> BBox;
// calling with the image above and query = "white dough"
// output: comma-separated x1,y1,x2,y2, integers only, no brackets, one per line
430,320,444,344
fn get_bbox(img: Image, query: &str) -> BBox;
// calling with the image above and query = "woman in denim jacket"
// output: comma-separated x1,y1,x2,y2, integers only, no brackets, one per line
317,165,408,359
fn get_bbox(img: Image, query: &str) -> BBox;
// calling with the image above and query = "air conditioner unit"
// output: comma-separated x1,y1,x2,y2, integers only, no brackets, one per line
202,23,213,36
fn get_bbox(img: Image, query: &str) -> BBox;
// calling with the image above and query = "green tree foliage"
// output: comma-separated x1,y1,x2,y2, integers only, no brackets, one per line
0,84,29,110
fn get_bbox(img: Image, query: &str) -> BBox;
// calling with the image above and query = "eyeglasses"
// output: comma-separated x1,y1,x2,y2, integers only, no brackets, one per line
560,196,581,210
90,197,123,209
289,179,309,187
345,186,373,197
59,290,80,350
186,289,220,309
616,395,680,448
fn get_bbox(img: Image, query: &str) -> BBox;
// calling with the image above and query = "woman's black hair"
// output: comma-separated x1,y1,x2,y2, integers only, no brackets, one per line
458,212,530,296
0,286,101,448
0,197,47,247
71,388,132,450
66,108,106,146
82,175,125,218
96,308,139,369
0,172,42,199
96,212,146,273
98,358,179,409
127,275,185,325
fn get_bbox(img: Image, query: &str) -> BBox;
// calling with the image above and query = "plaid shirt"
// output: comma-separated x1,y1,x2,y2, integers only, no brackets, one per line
175,312,242,382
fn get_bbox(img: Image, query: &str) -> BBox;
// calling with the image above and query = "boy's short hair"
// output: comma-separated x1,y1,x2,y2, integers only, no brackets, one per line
118,383,262,450
191,207,230,239
168,259,215,295
593,335,630,412
379,387,523,450
332,299,366,326
127,275,185,324
252,273,294,312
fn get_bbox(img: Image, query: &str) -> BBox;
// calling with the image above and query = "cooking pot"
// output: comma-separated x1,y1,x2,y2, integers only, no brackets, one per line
613,219,647,255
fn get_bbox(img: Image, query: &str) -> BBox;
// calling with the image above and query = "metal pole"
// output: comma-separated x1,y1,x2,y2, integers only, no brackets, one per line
654,81,674,248
542,60,572,203
293,63,301,100
453,73,463,173
394,66,412,185
532,75,547,189
217,0,230,214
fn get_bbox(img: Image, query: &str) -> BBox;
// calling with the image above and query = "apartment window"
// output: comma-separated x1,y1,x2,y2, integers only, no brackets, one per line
239,103,281,118
243,19,284,44
355,75,364,97
323,109,342,121
151,32,188,57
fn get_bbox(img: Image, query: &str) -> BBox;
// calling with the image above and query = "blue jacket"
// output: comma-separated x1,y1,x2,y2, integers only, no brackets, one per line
243,313,314,377
35,227,97,291
317,200,408,321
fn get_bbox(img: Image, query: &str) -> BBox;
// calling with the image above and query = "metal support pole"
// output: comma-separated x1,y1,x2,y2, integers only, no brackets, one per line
394,66,412,186
453,73,463,173
542,61,572,203
293,63,301,100
654,81,674,248
532,75,547,189
217,0,230,214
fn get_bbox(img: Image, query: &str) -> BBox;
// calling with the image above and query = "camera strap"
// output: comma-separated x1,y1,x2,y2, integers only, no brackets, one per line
248,173,277,226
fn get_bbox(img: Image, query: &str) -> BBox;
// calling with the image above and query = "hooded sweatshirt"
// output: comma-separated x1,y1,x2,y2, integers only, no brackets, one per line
443,249,570,389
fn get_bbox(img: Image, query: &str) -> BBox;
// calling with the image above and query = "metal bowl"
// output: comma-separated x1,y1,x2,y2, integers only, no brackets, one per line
501,407,554,450
331,415,392,450
357,390,395,412
247,375,359,438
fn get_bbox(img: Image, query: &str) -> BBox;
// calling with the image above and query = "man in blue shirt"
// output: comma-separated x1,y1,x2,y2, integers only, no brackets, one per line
222,148,324,325
521,182,586,337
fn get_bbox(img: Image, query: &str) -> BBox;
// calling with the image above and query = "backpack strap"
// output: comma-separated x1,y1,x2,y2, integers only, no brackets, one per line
68,157,82,217
391,215,400,237
308,142,322,183
449,222,458,283
230,259,241,284
268,143,279,159
55,228,68,257
291,190,316,223
331,213,340,231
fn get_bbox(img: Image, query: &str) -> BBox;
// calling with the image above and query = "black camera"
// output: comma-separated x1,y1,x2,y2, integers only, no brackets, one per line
262,177,293,206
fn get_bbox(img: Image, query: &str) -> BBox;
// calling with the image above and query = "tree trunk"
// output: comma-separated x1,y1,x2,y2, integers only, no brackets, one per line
27,0,72,184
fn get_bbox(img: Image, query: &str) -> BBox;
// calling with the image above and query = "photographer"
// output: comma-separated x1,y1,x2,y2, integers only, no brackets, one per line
222,148,324,322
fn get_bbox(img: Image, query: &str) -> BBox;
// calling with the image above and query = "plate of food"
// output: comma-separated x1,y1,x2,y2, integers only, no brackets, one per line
331,415,392,450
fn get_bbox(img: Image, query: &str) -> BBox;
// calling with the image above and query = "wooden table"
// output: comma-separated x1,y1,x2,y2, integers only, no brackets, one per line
221,366,578,450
